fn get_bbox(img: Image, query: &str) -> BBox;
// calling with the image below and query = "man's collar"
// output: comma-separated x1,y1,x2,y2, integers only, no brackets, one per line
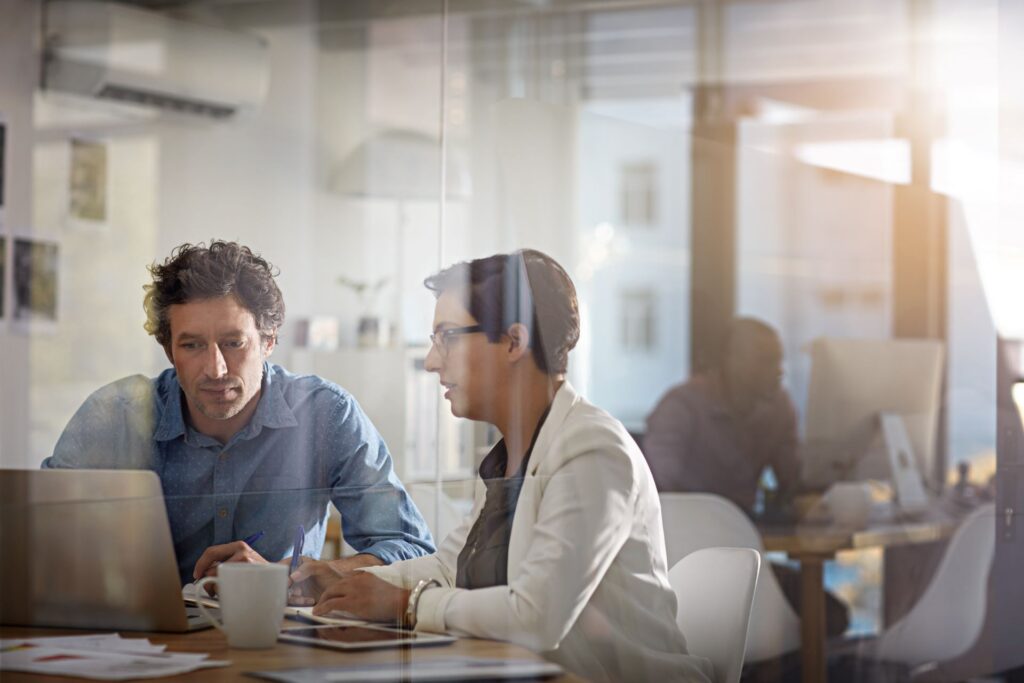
250,362,299,431
154,377,187,442
154,362,298,443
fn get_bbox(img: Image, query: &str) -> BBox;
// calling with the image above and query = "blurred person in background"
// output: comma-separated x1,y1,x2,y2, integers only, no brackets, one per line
644,317,800,516
644,317,848,640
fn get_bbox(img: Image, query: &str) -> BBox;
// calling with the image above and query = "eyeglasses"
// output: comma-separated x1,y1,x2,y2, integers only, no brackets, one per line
429,325,484,357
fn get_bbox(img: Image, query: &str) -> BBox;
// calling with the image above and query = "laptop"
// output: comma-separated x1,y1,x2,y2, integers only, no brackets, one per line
0,468,213,632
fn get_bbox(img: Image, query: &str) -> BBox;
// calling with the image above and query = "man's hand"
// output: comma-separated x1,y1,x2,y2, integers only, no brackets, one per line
191,541,268,588
288,554,384,606
312,571,411,624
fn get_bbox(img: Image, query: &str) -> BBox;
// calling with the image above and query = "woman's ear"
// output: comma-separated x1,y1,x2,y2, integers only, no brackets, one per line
505,323,531,363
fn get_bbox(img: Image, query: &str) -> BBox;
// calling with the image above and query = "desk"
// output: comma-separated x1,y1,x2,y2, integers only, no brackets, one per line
0,623,583,682
761,518,958,683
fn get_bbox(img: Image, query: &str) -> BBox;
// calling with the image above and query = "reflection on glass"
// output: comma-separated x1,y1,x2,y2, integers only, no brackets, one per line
3,0,1018,679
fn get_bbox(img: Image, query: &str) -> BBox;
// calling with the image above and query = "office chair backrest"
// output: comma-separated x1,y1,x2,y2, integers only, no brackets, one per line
877,503,996,667
659,492,802,662
669,547,760,683
660,493,764,566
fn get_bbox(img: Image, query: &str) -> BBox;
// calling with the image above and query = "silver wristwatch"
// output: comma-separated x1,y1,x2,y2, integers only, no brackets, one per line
403,578,441,630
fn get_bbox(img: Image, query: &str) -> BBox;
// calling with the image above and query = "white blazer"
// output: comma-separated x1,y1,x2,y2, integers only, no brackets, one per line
366,382,713,683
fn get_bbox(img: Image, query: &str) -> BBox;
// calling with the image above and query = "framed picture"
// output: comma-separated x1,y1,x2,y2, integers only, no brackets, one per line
69,138,107,223
13,237,58,323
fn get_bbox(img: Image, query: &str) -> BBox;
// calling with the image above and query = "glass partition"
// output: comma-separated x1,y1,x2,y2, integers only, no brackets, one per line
1,0,1020,680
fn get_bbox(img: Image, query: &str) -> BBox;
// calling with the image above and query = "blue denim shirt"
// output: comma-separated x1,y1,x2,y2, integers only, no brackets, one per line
42,363,435,584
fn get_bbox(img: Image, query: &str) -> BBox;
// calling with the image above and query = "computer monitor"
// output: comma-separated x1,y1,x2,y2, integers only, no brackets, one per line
801,337,944,491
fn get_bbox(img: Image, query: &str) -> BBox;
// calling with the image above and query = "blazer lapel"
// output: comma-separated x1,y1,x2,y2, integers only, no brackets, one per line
507,382,581,576
527,382,580,477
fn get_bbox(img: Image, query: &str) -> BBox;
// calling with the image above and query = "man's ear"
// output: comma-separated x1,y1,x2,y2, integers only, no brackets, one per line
163,344,174,365
506,323,531,363
262,332,277,358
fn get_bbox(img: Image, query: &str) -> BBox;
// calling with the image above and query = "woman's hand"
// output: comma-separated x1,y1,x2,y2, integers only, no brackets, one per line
312,571,412,624
287,557,346,605
288,554,385,606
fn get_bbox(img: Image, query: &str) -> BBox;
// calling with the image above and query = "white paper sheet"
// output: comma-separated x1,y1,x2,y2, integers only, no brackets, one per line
0,634,230,680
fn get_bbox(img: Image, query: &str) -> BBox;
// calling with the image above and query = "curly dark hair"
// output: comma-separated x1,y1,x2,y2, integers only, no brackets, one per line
424,249,580,375
143,241,285,352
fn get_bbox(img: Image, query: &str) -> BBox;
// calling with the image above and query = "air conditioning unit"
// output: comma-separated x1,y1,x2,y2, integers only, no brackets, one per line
44,1,270,119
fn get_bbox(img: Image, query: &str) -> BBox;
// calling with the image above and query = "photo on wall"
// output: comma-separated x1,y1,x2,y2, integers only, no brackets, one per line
69,138,107,223
13,238,58,322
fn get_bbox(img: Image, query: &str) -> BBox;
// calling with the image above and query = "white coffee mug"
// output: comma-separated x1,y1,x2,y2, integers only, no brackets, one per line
195,563,288,649
823,482,873,528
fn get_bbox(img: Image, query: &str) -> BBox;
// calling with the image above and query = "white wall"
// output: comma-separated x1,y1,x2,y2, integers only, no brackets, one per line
737,115,895,423
1,1,327,467
29,133,161,460
312,39,444,350
155,19,321,365
577,109,691,427
0,0,42,468
4,3,462,467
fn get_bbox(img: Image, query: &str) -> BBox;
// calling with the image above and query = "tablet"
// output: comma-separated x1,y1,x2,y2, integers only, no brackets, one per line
279,624,455,651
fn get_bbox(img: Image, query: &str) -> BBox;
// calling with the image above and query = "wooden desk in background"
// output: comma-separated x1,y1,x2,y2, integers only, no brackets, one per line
323,512,343,559
0,623,583,682
760,518,958,683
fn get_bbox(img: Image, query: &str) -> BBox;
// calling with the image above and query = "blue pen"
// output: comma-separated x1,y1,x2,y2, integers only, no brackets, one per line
289,524,305,575
243,531,264,547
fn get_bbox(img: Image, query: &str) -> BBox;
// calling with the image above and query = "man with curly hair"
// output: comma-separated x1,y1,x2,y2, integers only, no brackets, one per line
43,240,434,587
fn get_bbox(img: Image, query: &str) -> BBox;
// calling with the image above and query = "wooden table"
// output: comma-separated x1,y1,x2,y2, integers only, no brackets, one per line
0,622,582,682
760,517,958,683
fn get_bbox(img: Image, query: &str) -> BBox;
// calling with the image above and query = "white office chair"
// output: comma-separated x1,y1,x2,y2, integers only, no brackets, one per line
669,547,761,683
873,503,995,670
660,492,802,662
